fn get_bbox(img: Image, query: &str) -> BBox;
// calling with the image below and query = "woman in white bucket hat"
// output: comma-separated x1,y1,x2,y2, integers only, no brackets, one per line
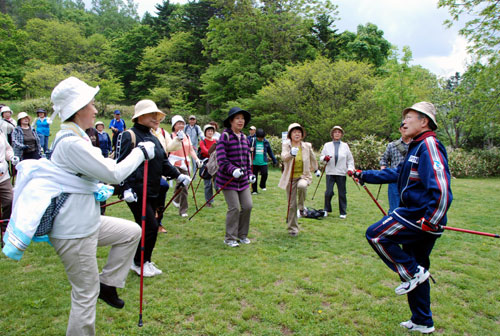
44,77,156,335
115,99,191,276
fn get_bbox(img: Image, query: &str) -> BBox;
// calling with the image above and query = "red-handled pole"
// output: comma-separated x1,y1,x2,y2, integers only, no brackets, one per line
138,160,148,327
181,141,199,210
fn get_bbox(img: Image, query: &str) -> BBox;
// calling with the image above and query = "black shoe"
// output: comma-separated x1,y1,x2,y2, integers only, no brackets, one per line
99,283,125,309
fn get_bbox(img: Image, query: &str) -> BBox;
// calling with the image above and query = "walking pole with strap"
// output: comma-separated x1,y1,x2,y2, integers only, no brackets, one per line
138,159,148,327
348,171,387,216
286,157,296,223
311,164,326,200
348,172,500,238
189,177,235,220
157,185,184,218
181,141,199,210
194,174,203,194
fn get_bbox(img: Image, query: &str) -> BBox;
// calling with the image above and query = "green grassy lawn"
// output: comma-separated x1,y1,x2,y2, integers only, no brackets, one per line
1,169,499,335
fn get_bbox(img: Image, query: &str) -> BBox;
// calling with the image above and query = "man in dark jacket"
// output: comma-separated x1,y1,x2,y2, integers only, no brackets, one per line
116,99,190,277
251,128,277,194
354,102,452,334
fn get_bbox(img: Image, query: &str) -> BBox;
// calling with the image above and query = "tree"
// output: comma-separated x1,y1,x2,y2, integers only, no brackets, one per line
246,57,381,147
439,0,500,57
0,13,27,98
90,0,139,37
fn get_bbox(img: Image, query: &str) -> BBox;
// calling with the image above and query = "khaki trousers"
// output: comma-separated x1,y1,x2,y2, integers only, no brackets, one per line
222,188,252,241
51,216,141,336
286,178,308,234
174,167,189,215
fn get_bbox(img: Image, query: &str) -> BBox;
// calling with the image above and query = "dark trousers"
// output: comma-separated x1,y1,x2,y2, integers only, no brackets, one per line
252,164,268,192
126,196,159,265
23,151,41,160
366,216,437,327
0,179,13,232
112,131,121,150
324,175,347,215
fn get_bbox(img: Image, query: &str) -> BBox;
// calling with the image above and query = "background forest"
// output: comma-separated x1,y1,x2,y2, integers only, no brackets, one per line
0,0,498,153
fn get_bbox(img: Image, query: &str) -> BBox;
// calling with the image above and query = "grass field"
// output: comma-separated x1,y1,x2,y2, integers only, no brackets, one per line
1,168,499,335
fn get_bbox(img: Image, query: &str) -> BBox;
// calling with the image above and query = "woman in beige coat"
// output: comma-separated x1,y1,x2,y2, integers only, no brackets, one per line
278,123,320,236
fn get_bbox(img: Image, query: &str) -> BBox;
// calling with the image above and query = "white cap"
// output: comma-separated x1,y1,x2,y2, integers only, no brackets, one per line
51,77,100,122
132,99,165,122
1,106,12,113
171,115,185,131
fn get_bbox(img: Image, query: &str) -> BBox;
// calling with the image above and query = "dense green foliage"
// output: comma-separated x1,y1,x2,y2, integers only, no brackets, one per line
0,0,498,150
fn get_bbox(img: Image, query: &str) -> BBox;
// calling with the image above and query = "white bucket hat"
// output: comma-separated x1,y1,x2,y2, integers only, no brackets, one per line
171,115,185,131
95,121,104,127
1,106,12,114
51,77,100,122
403,102,438,130
132,99,165,122
17,112,30,122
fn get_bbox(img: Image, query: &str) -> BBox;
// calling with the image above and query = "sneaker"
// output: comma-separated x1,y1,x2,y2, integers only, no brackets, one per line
224,239,239,247
146,261,162,275
239,238,251,244
339,214,347,219
251,191,258,195
395,266,430,295
181,213,188,218
261,188,267,191
206,203,213,208
289,231,298,237
130,263,155,277
173,201,180,208
400,320,435,334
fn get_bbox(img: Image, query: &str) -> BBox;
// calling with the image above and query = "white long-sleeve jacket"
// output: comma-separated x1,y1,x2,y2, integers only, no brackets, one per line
320,141,355,176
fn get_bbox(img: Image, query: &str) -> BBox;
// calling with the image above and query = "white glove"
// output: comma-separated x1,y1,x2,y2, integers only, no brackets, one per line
315,169,321,177
11,156,20,165
123,188,137,203
290,147,299,156
137,141,155,160
177,174,191,187
195,159,201,167
177,130,184,140
47,117,53,124
232,168,243,178
249,174,256,184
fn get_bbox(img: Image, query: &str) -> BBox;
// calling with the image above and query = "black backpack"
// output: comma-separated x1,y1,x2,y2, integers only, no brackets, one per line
303,208,327,220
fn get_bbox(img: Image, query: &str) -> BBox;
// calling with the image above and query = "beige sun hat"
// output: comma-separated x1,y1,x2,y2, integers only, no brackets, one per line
95,121,104,127
287,123,306,139
403,102,437,130
330,125,344,137
171,115,186,131
51,77,100,122
203,124,215,135
132,99,165,122
17,112,30,123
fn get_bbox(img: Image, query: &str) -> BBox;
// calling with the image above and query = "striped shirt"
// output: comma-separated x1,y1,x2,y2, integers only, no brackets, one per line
380,138,409,168
215,129,252,191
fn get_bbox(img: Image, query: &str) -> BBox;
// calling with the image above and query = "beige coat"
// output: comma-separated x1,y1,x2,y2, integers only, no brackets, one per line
278,139,318,190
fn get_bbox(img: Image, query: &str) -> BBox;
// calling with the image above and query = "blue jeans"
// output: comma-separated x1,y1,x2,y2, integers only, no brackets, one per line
388,182,399,213
38,134,49,153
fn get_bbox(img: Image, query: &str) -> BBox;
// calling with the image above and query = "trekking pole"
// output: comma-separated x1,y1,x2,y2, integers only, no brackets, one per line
189,177,234,221
100,199,124,208
194,175,203,194
286,157,296,223
181,142,199,210
376,184,382,200
157,185,184,217
311,164,326,200
348,173,387,216
138,160,148,327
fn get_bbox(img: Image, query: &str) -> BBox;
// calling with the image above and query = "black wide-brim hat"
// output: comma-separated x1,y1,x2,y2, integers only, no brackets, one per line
223,107,251,128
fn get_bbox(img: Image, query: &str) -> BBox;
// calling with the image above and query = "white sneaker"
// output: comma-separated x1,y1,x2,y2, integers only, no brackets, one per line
173,201,180,208
181,213,188,217
261,188,267,191
251,192,258,195
130,263,155,277
395,266,430,295
146,261,163,275
239,238,251,244
400,320,435,334
339,214,347,219
224,239,239,247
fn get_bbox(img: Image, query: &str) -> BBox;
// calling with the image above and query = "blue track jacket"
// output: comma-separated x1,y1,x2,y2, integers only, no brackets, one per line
363,131,452,236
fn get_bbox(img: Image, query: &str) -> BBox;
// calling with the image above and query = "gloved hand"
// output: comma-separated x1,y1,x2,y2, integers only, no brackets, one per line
11,156,20,165
314,169,321,177
290,147,299,157
232,168,243,178
177,174,191,187
249,174,256,184
347,170,353,176
320,155,331,162
418,217,440,232
177,130,184,140
123,188,137,203
137,141,155,160
195,159,201,167
349,169,363,183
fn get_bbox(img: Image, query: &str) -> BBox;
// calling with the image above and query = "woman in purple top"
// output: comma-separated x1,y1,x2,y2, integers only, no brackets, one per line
216,107,256,247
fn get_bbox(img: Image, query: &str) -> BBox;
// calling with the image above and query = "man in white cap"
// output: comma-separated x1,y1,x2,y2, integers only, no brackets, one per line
4,76,156,335
353,102,453,334
184,114,204,150
115,100,191,276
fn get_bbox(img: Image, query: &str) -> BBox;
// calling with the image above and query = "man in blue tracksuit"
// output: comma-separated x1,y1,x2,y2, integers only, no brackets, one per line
353,102,452,334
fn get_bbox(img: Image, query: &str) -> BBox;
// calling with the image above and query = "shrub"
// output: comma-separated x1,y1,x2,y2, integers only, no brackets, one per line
448,147,500,177
349,135,386,170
